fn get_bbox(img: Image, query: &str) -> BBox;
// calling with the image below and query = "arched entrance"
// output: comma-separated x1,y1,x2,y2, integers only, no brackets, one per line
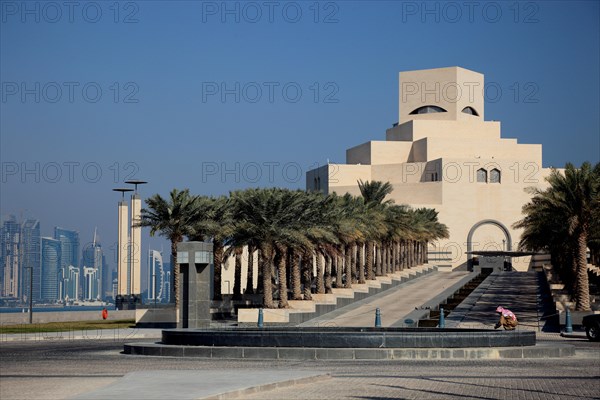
467,219,512,271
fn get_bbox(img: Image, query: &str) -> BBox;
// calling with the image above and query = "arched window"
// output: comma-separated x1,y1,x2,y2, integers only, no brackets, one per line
461,106,479,116
409,105,447,115
477,168,487,183
490,169,501,183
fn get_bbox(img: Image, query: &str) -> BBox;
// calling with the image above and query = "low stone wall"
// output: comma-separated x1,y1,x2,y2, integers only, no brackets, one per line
135,308,177,328
162,327,536,348
0,310,135,325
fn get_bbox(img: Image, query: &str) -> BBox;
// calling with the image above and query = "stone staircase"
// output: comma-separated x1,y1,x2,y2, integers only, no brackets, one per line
237,264,438,325
445,271,555,331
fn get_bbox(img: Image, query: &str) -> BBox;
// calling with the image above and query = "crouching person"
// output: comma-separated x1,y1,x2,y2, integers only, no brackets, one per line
495,306,518,330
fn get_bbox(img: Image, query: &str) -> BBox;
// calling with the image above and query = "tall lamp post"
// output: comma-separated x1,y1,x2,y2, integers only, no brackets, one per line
113,188,133,310
125,180,147,307
25,265,33,324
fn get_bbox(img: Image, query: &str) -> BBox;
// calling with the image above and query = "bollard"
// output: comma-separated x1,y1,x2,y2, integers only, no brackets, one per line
258,308,264,328
375,308,382,327
564,308,573,333
438,307,445,328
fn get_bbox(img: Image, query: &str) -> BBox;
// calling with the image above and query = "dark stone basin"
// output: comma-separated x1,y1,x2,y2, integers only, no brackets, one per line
162,327,535,348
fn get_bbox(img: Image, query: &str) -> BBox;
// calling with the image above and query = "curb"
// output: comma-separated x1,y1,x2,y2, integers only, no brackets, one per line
559,331,589,340
1,331,162,342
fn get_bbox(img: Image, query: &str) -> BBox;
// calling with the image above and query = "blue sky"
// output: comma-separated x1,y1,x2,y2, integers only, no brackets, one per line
1,0,599,266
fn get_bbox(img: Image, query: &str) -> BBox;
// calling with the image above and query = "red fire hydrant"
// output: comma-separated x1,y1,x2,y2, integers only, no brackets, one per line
101,308,108,320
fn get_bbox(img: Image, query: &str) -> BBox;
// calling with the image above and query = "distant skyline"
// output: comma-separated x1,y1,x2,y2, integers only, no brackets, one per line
1,1,599,252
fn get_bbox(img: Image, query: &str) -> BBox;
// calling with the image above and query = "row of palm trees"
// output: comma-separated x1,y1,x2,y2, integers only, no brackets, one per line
140,181,449,309
514,162,600,311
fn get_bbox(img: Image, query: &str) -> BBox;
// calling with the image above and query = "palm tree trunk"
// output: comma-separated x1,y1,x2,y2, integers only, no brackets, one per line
316,250,325,294
324,253,333,293
290,248,302,300
213,241,224,300
344,244,352,288
366,241,374,280
385,242,394,274
570,244,578,294
376,244,382,276
170,240,180,309
275,244,289,308
575,231,591,311
382,243,387,275
260,244,275,308
302,250,313,300
257,249,264,294
358,243,365,284
402,240,407,270
392,242,397,272
335,253,343,288
245,244,255,295
232,247,243,300
351,244,358,283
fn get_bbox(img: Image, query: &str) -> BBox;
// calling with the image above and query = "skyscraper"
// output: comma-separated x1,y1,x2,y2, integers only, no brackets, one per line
41,237,61,301
1,216,21,298
83,267,99,300
82,233,103,299
54,227,79,269
147,250,164,302
55,227,80,301
21,219,41,302
58,265,80,301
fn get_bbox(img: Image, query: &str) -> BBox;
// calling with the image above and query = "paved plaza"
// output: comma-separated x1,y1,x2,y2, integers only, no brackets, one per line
1,271,599,399
0,337,598,400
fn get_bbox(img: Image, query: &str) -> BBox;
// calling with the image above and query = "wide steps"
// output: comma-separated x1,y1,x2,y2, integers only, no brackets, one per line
237,264,436,325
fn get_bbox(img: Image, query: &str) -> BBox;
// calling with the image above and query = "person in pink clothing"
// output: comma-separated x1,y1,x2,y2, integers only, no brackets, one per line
494,306,518,330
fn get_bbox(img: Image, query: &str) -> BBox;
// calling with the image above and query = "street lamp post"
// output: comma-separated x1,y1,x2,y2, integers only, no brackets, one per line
25,265,33,324
113,188,133,310
125,180,147,307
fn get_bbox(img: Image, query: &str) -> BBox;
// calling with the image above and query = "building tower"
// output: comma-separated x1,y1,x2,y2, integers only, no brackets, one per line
147,249,164,303
41,237,61,301
1,216,21,298
82,229,103,300
54,227,80,302
21,219,41,302
306,67,554,271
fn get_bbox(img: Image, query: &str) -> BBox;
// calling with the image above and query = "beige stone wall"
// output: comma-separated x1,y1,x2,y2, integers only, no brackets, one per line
387,120,501,142
399,67,485,124
347,141,413,165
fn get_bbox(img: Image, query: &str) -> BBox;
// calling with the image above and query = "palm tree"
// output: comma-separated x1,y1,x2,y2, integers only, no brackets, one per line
332,194,368,288
189,196,233,300
413,208,449,265
230,188,314,308
514,162,599,311
358,180,393,279
139,189,199,309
